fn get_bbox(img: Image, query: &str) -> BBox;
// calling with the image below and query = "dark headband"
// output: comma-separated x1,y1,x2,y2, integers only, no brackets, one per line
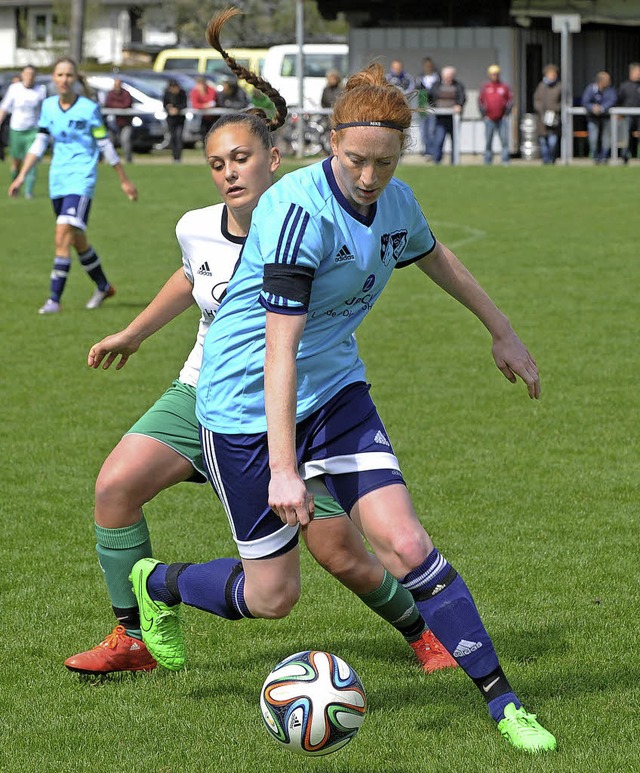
333,121,406,132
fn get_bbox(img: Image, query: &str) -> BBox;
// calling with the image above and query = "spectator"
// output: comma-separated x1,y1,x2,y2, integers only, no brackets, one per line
416,57,440,157
0,66,46,198
581,71,617,164
478,64,513,165
616,62,640,164
162,79,188,162
216,76,249,111
385,59,415,96
190,76,218,146
104,78,133,163
429,66,466,165
0,76,20,161
533,64,562,164
321,69,343,109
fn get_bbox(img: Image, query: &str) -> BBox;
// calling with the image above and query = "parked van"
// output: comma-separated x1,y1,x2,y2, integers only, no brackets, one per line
154,48,267,77
261,43,348,109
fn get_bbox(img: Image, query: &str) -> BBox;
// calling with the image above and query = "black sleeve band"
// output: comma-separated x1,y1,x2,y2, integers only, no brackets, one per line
263,263,315,306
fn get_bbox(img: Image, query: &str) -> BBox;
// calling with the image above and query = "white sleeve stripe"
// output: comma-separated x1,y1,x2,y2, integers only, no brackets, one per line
96,136,120,166
28,132,50,158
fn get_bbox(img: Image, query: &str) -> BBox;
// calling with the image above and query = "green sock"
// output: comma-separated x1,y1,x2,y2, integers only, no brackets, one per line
24,165,37,196
357,570,426,642
95,518,152,639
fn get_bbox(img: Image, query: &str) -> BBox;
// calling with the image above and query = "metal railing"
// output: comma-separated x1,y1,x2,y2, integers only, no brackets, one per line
566,106,640,162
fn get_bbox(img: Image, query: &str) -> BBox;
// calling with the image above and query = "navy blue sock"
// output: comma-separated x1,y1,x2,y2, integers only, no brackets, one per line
402,549,502,680
79,246,109,290
148,558,252,620
488,692,521,721
50,257,71,302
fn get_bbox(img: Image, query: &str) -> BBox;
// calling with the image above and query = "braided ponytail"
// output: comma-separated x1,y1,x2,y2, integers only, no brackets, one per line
206,8,287,132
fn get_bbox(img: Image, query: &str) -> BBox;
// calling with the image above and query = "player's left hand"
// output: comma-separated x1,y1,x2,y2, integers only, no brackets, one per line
121,180,138,201
492,329,540,399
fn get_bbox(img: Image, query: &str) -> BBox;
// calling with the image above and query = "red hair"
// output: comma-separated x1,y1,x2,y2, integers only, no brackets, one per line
332,63,413,145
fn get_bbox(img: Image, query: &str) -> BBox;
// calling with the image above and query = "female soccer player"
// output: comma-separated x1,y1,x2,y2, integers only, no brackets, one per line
133,10,556,753
8,57,137,314
64,30,453,677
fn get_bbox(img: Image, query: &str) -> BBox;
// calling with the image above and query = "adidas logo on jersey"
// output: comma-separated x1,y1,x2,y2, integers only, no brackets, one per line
197,261,213,276
374,430,390,447
335,244,355,263
452,639,483,658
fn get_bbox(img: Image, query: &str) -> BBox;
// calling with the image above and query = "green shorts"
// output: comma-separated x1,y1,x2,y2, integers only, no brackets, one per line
126,380,207,483
125,378,347,519
9,127,37,160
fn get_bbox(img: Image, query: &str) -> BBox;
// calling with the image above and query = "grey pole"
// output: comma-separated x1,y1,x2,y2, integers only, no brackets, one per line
552,14,580,165
70,0,86,63
560,20,571,164
296,0,305,159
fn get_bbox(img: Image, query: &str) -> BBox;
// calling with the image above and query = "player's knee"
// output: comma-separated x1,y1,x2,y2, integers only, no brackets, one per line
386,529,432,574
253,578,300,619
94,462,135,512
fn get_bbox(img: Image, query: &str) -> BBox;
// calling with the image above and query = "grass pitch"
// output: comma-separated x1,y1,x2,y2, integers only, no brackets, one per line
1,157,639,772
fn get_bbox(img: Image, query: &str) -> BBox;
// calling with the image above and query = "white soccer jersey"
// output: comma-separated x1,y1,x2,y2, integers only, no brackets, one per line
0,81,46,131
176,203,244,387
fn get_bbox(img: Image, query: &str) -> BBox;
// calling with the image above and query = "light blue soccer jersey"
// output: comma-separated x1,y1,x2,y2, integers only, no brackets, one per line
38,95,108,198
197,157,436,433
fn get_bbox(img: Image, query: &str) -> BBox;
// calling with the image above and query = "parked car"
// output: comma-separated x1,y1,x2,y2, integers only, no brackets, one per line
86,75,166,153
262,43,348,109
153,48,266,78
114,70,225,146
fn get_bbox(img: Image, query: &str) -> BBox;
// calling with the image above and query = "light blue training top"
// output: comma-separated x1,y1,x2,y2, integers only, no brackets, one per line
38,95,108,198
196,156,436,434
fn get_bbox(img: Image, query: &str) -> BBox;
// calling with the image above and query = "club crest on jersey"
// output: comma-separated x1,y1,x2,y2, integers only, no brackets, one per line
380,230,408,266
211,281,228,304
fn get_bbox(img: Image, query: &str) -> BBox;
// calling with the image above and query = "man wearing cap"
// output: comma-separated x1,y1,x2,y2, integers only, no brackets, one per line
478,65,513,165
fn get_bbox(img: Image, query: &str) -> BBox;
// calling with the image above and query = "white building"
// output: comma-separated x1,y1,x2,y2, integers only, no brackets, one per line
0,0,175,68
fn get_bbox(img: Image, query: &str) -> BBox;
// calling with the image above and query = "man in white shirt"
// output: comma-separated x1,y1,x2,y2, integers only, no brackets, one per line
0,65,47,198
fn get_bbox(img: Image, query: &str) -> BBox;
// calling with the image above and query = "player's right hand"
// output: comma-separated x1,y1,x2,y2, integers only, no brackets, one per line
8,179,22,197
88,331,140,370
269,471,315,527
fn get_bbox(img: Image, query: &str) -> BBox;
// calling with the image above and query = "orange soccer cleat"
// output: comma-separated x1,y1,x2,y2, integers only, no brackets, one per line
64,625,157,674
409,629,458,673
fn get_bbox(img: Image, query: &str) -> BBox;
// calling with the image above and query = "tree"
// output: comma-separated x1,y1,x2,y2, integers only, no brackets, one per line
145,0,347,48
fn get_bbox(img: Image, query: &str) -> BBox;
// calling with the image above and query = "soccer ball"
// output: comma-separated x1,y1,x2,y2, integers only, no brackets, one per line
260,650,367,756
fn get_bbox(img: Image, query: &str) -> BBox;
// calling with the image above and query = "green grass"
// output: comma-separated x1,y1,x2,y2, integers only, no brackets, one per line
1,160,639,772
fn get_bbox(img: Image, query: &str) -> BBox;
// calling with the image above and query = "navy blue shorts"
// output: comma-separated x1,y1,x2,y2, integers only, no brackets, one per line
200,382,406,559
51,194,93,230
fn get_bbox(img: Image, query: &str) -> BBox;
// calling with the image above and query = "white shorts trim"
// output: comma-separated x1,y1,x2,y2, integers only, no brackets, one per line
56,214,88,230
299,451,401,480
235,524,300,560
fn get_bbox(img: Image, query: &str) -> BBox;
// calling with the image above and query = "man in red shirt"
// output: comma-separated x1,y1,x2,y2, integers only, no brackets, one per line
104,79,133,163
478,65,513,165
189,76,218,147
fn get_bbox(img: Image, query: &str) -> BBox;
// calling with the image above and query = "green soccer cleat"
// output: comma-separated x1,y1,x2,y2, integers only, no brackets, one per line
130,557,185,671
497,703,557,752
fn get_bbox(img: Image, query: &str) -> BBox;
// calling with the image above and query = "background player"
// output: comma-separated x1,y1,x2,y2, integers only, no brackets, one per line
0,65,46,199
8,57,137,314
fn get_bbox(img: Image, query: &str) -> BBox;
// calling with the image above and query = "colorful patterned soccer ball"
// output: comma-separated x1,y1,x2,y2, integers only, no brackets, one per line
260,650,367,756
